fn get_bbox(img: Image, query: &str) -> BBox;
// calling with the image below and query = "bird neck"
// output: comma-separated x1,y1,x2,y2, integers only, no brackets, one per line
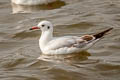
39,30,53,50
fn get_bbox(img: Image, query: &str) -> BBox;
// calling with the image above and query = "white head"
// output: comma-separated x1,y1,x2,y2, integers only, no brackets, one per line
30,21,54,51
30,20,53,33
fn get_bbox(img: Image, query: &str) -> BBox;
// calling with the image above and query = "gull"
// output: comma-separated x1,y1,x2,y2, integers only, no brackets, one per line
11,0,58,5
29,21,113,55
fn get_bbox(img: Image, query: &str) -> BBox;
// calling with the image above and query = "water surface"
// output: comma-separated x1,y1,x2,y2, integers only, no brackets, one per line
0,0,120,80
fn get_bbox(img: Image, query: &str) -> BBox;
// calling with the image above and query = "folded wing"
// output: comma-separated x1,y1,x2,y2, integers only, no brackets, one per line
45,35,95,50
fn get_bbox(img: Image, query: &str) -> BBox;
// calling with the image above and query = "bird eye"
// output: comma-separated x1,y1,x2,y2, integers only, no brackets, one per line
42,24,45,27
48,26,50,29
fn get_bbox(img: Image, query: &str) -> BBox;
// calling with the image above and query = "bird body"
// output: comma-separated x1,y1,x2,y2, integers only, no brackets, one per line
30,21,113,55
11,0,58,5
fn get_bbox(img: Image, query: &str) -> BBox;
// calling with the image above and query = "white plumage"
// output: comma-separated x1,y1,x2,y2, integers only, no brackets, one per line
11,0,58,5
30,21,113,55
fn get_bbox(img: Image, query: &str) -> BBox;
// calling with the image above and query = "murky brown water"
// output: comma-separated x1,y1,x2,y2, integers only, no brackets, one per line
0,0,120,80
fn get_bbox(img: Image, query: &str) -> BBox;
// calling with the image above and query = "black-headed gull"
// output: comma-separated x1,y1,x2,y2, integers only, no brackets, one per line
11,0,58,5
30,21,113,55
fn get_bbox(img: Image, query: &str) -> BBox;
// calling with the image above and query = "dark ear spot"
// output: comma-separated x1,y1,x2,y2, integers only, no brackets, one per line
47,26,50,29
42,24,45,27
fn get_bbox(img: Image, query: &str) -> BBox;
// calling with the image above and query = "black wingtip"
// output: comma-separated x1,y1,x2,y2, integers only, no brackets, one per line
93,27,113,39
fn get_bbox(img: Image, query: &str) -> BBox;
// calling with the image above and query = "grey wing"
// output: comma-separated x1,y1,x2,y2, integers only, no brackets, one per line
45,35,95,50
63,35,96,48
45,36,77,50
72,40,88,48
73,35,97,49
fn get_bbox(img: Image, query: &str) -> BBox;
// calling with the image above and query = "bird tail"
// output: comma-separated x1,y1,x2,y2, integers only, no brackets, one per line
93,28,113,39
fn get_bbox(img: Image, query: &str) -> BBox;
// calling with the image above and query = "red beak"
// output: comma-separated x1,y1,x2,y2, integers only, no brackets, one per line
29,26,40,30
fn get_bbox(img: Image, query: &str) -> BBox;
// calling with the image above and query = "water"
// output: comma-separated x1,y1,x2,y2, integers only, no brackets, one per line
0,0,120,80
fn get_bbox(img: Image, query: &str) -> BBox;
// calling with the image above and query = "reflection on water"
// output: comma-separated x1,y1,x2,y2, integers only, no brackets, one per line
38,51,91,62
11,0,66,13
0,0,120,80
